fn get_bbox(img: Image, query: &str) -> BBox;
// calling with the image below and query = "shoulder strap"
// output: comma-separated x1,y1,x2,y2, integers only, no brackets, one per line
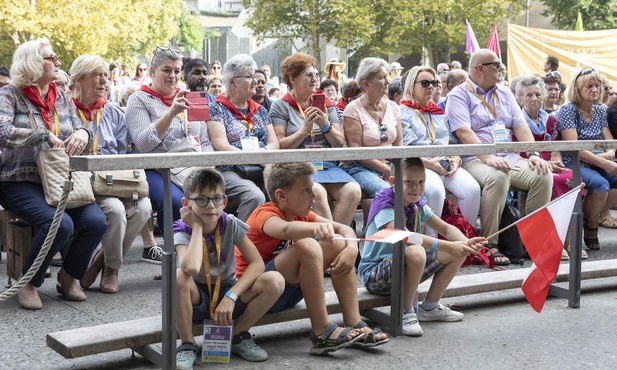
11,85,38,130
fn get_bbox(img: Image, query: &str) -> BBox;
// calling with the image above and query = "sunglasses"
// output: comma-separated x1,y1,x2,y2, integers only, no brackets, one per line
151,46,180,64
480,61,501,69
576,68,595,80
415,80,440,88
138,68,147,71
378,123,389,142
186,195,225,207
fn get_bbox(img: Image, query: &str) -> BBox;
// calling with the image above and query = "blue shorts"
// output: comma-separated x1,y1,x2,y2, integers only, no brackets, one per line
192,281,247,322
568,163,617,193
264,258,304,313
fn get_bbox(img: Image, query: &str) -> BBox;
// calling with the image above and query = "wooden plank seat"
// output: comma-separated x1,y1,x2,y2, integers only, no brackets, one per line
46,258,617,359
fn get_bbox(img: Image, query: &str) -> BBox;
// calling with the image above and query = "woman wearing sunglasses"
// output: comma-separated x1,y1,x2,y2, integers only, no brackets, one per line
125,46,213,239
341,57,403,198
400,66,481,238
557,67,617,251
133,63,151,85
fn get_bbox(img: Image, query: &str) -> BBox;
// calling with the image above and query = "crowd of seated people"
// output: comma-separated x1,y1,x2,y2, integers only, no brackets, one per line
2,41,617,368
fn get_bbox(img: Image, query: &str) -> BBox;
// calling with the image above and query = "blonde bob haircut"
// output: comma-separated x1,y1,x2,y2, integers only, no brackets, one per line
403,66,436,102
10,38,52,88
69,54,108,97
567,68,602,105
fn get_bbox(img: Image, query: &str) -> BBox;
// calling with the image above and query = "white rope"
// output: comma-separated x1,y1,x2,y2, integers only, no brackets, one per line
0,180,72,301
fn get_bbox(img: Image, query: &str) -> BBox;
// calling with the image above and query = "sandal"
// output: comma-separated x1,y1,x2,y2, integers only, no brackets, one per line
565,245,589,260
487,247,511,266
598,214,617,229
350,321,389,349
583,225,600,250
561,248,570,261
308,322,364,356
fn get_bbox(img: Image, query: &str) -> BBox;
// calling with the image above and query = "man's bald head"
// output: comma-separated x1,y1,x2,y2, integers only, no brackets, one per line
468,49,502,90
469,49,498,69
446,69,468,91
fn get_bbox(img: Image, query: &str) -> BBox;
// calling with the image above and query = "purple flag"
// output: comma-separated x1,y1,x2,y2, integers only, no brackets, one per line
466,19,480,55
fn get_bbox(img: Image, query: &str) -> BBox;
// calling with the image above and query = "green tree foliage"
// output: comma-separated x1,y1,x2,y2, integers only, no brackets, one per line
173,4,206,53
0,0,182,67
242,0,526,66
541,0,617,30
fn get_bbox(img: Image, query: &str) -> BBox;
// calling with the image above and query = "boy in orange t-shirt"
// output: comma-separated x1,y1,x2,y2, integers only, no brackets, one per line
236,162,389,356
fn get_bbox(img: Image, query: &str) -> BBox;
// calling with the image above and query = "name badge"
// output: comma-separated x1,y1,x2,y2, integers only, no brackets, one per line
240,136,260,151
493,123,508,143
305,144,323,170
188,135,201,151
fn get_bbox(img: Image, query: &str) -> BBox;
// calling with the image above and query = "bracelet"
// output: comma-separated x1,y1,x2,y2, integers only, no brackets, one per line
430,238,438,253
321,122,332,134
224,290,238,302
606,150,615,158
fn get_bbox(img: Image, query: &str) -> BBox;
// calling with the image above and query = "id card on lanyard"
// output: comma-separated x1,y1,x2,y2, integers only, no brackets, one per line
296,102,323,170
465,82,507,142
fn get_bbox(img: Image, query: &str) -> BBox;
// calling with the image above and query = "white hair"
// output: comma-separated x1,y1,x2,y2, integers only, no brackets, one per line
355,57,388,91
222,54,257,90
69,54,108,97
10,38,51,88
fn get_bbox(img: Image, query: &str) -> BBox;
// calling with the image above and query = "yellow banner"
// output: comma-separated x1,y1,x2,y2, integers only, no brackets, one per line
507,24,617,85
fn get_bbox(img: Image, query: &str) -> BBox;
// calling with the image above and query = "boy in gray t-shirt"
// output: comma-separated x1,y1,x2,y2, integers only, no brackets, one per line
173,168,284,368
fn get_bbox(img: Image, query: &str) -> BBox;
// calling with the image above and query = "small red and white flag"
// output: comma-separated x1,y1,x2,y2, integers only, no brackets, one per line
336,228,423,245
517,185,582,312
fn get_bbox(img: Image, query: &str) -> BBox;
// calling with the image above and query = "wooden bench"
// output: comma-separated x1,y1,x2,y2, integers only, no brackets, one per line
0,210,35,282
46,258,617,360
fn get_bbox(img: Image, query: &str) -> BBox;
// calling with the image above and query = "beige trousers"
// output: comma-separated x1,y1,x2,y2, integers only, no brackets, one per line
462,158,553,244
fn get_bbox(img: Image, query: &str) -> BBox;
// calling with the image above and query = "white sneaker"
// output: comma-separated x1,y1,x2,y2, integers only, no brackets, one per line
176,343,198,370
402,312,423,337
418,303,464,322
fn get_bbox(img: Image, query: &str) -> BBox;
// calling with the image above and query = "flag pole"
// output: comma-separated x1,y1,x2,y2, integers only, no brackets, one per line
485,183,585,240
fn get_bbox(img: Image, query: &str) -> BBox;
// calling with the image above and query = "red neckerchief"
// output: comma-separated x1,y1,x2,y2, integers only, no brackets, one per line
215,95,261,124
72,98,107,121
336,98,347,111
400,99,444,115
282,92,335,113
140,85,178,107
22,84,58,130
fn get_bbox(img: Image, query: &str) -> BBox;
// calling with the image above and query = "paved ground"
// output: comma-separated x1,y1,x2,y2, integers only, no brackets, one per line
2,210,617,369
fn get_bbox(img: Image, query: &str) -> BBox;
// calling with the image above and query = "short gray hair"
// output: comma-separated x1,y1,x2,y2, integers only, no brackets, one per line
150,46,182,70
515,75,545,101
222,54,257,90
355,57,388,91
69,54,108,96
10,38,51,88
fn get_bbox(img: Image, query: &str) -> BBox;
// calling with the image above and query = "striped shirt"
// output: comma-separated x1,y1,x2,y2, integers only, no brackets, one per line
125,90,213,153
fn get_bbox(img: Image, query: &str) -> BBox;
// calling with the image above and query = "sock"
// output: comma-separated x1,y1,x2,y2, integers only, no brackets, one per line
403,307,415,314
420,301,439,311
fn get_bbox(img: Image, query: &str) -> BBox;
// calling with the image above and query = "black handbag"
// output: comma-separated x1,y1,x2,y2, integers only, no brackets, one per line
232,164,264,183
498,201,528,265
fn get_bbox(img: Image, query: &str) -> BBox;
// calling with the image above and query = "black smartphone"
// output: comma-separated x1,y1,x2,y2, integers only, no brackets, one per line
439,160,450,172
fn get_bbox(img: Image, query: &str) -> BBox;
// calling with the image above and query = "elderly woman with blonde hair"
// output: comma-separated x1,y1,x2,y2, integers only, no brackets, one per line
0,38,107,309
69,54,152,293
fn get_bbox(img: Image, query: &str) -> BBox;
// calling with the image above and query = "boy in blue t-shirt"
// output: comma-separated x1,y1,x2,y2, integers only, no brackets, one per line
359,158,486,337
173,168,284,369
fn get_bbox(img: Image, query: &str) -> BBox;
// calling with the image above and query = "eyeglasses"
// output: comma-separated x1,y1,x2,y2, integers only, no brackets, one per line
576,68,595,80
151,46,180,64
213,66,221,70
43,55,60,64
186,195,225,207
378,123,389,142
55,82,67,87
234,75,257,81
546,88,560,92
303,72,320,80
480,61,501,69
415,80,440,88
609,93,617,97
138,68,147,71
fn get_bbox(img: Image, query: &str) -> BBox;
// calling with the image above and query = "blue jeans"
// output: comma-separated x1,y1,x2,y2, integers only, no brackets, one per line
146,170,184,236
567,164,617,193
339,162,389,198
0,181,107,287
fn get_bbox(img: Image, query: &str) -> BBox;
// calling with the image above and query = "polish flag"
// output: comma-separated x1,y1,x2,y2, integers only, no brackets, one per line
518,185,582,312
336,228,423,245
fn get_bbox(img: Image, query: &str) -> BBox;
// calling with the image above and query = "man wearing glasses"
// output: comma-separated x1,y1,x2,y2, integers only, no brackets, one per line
445,49,553,266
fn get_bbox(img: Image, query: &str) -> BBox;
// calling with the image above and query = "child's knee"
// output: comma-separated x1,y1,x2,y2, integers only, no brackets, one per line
405,244,426,266
261,271,285,295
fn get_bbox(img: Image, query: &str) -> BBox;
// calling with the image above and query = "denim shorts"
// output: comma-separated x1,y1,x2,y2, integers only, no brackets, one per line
264,258,304,313
192,281,247,322
365,249,443,295
339,162,389,198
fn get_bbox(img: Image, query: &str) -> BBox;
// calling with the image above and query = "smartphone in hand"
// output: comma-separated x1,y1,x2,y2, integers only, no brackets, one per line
311,93,326,113
439,160,450,172
185,91,210,121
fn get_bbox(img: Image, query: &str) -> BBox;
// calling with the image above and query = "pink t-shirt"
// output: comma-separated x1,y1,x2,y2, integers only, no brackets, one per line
343,97,400,147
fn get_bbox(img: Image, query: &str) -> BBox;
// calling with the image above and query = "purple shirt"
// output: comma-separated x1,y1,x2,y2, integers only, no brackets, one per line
446,78,526,165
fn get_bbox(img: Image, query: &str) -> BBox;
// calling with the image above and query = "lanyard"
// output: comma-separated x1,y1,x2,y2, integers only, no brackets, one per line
51,110,60,137
415,110,436,144
77,108,101,155
179,112,192,132
466,82,498,119
291,93,315,139
241,120,253,136
203,227,222,318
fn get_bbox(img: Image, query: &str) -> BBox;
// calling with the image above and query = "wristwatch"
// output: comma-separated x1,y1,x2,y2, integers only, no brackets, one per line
528,151,541,158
